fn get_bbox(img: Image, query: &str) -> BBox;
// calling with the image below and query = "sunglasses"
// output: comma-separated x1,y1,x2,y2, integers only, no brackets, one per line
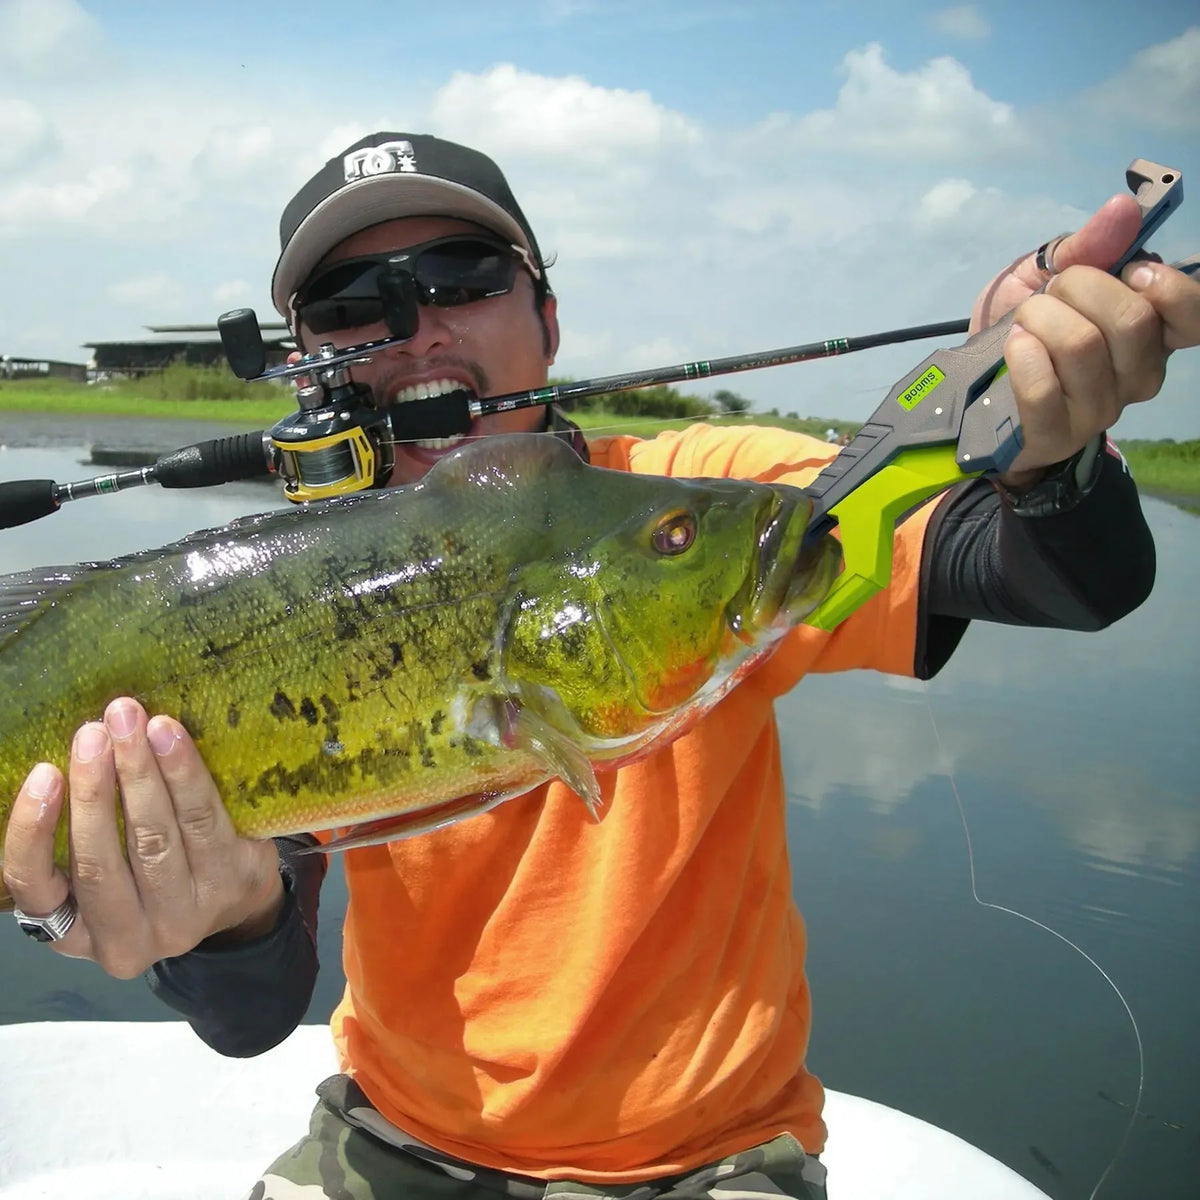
294,234,542,335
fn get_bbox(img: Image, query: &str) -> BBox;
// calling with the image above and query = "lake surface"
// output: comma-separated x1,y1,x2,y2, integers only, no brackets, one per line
1,421,1197,1198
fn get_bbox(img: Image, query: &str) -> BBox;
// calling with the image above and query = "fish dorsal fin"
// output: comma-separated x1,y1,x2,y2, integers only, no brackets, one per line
0,505,306,649
0,566,95,647
427,432,584,493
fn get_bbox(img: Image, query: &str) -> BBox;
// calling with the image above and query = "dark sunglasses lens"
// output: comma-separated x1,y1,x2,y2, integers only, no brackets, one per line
416,241,519,306
297,260,387,333
301,297,386,334
296,239,524,333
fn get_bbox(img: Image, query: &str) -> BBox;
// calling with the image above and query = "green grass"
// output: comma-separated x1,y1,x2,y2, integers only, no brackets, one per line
0,376,852,442
0,373,294,426
2,377,1196,497
1119,440,1200,499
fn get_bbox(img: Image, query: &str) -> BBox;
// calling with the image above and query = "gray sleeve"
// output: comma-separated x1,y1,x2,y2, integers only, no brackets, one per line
145,834,326,1058
913,447,1155,678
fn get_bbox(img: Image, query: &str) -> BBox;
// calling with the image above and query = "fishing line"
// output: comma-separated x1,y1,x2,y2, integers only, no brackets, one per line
378,407,853,449
921,689,1144,1200
375,380,907,449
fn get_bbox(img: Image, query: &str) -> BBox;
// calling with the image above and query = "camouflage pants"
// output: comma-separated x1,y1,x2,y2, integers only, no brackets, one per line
245,1075,828,1200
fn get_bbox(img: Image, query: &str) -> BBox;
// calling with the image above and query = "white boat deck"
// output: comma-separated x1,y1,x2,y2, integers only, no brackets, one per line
0,1021,1049,1199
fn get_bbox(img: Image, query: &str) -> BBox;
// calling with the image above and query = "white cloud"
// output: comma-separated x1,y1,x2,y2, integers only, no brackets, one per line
0,165,134,232
107,273,185,310
1083,26,1200,131
913,178,978,229
771,43,1027,160
430,63,702,163
708,183,876,246
1,21,1196,440
0,98,56,167
192,125,279,183
0,0,105,76
930,5,991,40
213,280,254,306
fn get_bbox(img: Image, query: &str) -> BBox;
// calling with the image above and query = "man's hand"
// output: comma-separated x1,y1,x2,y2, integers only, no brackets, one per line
2,697,283,977
970,193,1200,489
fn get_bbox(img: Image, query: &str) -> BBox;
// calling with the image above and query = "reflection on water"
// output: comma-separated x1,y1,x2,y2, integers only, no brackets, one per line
1,440,1197,1197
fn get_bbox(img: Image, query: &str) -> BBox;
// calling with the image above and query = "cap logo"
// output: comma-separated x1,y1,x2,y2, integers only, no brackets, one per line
344,139,417,181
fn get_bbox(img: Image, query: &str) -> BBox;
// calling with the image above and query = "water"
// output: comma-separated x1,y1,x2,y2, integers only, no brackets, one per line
0,428,1197,1198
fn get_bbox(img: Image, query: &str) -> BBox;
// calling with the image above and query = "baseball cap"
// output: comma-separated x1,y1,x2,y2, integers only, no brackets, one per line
272,132,547,319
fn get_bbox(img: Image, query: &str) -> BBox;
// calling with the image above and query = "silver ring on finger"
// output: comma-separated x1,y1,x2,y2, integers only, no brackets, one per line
1035,233,1071,278
13,894,78,943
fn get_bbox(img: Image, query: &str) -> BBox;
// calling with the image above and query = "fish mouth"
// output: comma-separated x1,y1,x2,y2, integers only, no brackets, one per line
734,488,842,635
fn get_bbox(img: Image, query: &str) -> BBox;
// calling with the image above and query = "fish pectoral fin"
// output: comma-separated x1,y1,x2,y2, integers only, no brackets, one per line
509,706,602,821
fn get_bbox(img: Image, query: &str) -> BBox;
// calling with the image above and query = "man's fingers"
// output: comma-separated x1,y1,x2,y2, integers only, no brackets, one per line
146,715,241,887
1002,325,1074,471
105,699,195,920
2,763,94,959
66,722,143,939
146,714,282,938
1123,258,1200,353
1039,269,1164,406
1047,194,1143,275
1012,293,1120,428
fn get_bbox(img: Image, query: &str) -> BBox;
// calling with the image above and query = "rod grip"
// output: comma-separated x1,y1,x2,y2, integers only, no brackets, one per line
386,394,473,440
0,480,59,529
154,433,272,487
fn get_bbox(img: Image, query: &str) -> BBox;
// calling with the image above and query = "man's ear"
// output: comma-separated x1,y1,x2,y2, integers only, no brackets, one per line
541,293,560,364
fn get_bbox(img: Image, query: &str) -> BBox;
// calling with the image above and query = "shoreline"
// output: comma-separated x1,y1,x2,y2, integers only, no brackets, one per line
3,411,1197,512
0,410,249,452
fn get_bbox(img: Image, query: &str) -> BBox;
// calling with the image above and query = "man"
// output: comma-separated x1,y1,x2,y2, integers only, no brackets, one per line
5,132,1198,1200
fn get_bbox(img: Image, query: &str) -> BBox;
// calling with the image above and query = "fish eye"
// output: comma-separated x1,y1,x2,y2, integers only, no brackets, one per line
651,512,696,556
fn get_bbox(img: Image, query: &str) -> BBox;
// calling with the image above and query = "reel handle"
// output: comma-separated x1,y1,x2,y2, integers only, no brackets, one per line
218,308,268,380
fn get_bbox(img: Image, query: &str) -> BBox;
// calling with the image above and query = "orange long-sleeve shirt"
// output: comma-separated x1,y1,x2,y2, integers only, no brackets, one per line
330,424,938,1181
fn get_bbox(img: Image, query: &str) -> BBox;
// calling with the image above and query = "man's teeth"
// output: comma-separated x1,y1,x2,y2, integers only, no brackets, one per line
392,379,469,405
389,379,471,451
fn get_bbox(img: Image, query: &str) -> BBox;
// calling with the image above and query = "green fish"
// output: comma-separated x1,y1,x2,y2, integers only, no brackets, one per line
0,434,840,908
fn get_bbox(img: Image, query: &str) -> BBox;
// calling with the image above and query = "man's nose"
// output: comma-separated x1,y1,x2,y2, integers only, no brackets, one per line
387,300,455,358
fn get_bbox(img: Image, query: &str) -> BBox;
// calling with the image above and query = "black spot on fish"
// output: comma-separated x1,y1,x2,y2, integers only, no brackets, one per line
430,709,445,735
178,703,201,737
421,747,436,769
320,695,340,722
227,704,240,729
370,661,393,682
248,754,357,803
389,641,404,667
1028,1146,1061,1179
299,697,319,726
471,660,490,680
335,615,360,640
270,691,296,720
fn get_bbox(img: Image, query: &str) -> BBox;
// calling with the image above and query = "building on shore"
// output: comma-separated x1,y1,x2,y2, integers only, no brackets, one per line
83,323,294,377
1,356,89,384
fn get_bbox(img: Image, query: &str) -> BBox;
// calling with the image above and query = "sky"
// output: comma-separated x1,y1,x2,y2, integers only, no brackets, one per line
1,0,1197,437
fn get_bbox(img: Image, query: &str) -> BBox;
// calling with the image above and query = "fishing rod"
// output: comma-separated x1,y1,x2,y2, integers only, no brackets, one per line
0,315,969,529
385,317,972,433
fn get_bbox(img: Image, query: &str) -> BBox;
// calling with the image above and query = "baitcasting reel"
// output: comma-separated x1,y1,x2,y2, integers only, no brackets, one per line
217,269,422,502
